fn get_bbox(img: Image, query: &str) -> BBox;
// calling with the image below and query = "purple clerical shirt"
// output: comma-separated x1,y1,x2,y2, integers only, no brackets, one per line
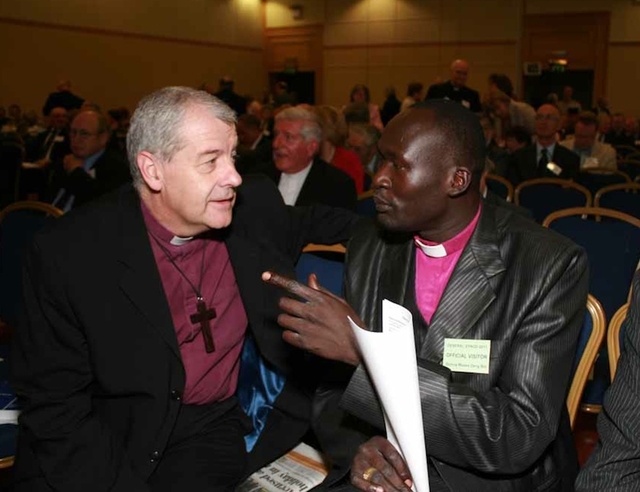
142,203,247,405
414,205,481,325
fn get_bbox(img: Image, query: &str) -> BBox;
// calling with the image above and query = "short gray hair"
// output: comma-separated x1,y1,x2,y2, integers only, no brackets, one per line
275,106,322,144
127,86,237,187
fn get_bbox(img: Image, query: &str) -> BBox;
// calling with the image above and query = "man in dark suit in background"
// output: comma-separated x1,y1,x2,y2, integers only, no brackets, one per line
11,87,359,491
425,59,482,112
260,106,357,210
45,109,131,211
264,100,588,491
507,103,580,186
42,79,84,116
234,113,272,175
576,269,640,491
214,76,246,116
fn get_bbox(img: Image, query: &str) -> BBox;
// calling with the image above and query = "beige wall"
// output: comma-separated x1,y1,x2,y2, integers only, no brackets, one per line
0,0,264,114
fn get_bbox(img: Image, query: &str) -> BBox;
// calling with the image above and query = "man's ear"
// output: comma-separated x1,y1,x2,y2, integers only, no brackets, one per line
449,167,471,197
137,151,164,192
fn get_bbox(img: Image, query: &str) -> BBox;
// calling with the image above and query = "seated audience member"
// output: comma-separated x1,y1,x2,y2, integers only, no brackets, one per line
214,76,246,116
264,100,588,491
43,80,84,116
559,107,580,140
624,116,639,145
479,113,509,177
380,86,401,126
10,86,360,492
504,125,531,154
575,269,640,491
488,73,515,100
346,84,383,131
592,97,610,117
25,107,70,165
486,88,536,140
234,113,272,174
45,110,131,211
400,82,424,112
342,101,371,126
507,104,580,185
561,112,617,170
261,106,357,210
426,59,482,112
557,86,582,115
605,113,634,147
106,107,130,155
347,123,381,175
597,114,611,142
315,106,365,194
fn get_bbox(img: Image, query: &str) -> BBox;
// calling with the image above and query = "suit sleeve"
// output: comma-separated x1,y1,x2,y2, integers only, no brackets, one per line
342,245,589,474
576,272,640,491
10,238,149,492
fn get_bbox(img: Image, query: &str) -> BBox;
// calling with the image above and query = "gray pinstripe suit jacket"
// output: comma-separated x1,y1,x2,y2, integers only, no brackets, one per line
576,270,640,491
339,203,588,491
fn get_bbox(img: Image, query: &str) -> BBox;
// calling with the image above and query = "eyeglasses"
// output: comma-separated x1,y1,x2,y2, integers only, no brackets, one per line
70,129,100,138
535,114,560,122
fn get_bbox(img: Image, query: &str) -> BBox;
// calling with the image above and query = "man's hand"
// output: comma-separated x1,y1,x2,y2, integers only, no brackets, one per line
63,154,84,173
350,437,413,492
261,271,362,366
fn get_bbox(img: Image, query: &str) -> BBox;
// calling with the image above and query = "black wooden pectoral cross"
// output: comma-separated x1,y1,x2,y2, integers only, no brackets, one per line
190,297,217,353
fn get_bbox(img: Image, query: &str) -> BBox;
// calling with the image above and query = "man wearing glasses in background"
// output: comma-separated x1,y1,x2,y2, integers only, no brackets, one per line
506,103,580,186
46,109,131,211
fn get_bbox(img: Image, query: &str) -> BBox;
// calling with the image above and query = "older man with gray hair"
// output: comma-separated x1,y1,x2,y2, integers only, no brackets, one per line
10,87,359,492
262,106,357,210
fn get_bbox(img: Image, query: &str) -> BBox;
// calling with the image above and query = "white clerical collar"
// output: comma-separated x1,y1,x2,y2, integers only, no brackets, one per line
170,235,194,246
414,237,447,258
278,161,313,205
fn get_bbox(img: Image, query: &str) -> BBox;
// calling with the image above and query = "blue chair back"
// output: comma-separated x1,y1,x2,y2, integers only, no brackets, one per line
0,202,63,328
595,183,640,219
486,174,514,202
576,168,630,197
618,159,640,181
515,178,592,223
295,251,345,296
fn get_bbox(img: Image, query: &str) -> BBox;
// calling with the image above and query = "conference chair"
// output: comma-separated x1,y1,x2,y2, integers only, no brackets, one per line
617,158,640,181
0,201,63,331
594,183,640,219
356,190,376,218
567,294,606,429
544,207,640,413
614,145,640,160
576,167,631,197
515,178,592,223
296,243,347,296
485,173,514,202
607,303,629,381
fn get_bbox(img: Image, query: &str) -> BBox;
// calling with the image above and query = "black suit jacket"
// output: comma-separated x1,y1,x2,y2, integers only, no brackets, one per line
339,203,588,491
45,147,132,209
507,144,580,186
261,157,357,211
10,176,359,491
425,81,482,112
25,129,70,163
575,270,640,491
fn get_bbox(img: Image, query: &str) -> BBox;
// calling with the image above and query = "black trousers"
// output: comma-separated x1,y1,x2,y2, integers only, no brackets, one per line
148,398,252,492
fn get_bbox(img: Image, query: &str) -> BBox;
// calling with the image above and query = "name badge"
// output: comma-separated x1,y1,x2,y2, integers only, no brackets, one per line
461,100,470,109
442,338,491,374
54,135,65,142
546,161,562,176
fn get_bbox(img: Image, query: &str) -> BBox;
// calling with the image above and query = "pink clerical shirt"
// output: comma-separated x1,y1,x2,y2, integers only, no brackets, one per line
142,204,247,405
414,205,482,325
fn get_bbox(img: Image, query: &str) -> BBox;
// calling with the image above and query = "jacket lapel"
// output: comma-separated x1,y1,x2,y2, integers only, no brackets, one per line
421,206,506,362
115,187,182,361
375,237,414,332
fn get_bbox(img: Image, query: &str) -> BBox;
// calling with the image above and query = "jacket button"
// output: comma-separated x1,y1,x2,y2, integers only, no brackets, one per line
149,451,160,463
170,390,182,401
